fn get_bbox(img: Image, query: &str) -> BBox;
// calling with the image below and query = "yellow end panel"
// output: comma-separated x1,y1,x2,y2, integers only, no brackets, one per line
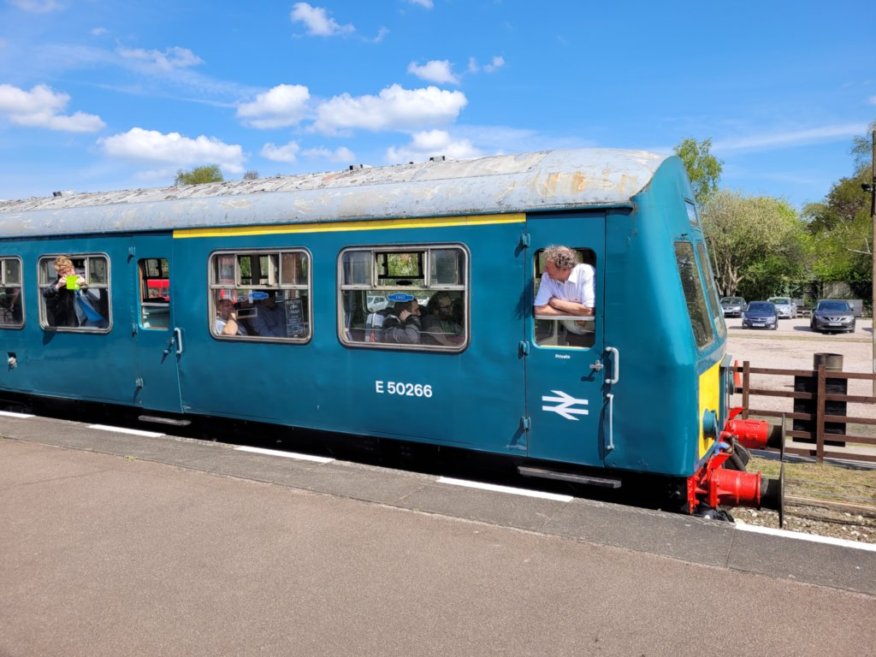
698,360,722,458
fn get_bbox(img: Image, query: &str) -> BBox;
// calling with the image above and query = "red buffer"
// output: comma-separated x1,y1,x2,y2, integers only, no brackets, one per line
687,407,784,525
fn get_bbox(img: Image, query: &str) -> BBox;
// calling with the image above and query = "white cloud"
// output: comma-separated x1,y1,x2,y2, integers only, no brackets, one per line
302,146,356,163
0,83,104,132
484,56,505,73
91,27,108,37
314,84,467,134
9,0,63,13
712,123,869,153
99,127,244,174
386,130,481,163
261,141,301,163
406,0,434,8
468,55,505,74
236,84,311,129
117,46,204,72
290,3,355,37
407,60,459,85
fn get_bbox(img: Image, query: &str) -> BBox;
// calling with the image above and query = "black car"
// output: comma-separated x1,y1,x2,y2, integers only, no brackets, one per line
810,299,856,334
741,301,778,330
720,296,746,317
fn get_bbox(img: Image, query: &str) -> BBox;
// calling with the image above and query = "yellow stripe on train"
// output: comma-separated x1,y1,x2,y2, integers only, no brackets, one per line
698,360,722,459
173,213,526,239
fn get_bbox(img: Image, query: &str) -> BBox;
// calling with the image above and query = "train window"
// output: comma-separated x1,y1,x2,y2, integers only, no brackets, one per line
339,245,467,351
0,257,23,328
695,242,727,339
208,249,310,341
138,258,170,330
38,254,111,332
532,248,596,349
674,242,714,349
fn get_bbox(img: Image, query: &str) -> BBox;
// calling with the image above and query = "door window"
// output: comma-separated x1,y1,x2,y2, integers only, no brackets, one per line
139,258,170,330
532,247,596,349
38,254,111,331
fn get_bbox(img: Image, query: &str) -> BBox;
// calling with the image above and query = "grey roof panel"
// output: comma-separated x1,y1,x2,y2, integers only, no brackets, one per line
0,148,668,238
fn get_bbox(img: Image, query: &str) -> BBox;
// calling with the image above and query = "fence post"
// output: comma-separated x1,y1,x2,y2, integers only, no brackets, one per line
742,361,750,419
815,364,826,463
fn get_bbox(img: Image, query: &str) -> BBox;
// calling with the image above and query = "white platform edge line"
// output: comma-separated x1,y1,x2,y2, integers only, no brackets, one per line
0,410,35,419
736,521,876,552
233,445,334,464
87,424,165,439
437,477,573,502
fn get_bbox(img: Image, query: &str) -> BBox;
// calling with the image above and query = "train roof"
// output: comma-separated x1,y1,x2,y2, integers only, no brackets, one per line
0,148,672,238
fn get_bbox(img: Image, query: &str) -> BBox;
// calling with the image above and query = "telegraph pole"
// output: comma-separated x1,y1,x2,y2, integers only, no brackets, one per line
870,129,876,395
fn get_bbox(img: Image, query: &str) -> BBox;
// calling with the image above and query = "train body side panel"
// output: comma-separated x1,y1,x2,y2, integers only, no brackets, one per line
170,220,529,455
0,236,138,406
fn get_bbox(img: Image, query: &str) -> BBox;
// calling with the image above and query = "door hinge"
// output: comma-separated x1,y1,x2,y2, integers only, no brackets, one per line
519,232,530,248
518,340,530,357
134,377,144,390
520,416,531,432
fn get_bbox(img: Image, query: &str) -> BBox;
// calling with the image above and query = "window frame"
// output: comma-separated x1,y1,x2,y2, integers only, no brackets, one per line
37,253,112,333
207,248,312,343
0,255,24,329
337,243,469,352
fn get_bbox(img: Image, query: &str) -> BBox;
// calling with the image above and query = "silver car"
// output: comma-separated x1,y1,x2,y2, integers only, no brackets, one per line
767,296,796,319
720,296,746,318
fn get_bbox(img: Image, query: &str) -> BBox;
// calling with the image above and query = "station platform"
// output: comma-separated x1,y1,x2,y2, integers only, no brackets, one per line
1,411,874,657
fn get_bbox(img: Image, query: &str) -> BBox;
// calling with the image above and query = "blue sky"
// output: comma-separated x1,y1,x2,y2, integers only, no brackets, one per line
0,0,873,209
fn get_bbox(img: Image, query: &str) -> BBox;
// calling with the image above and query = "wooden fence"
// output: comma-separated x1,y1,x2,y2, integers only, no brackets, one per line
733,361,876,463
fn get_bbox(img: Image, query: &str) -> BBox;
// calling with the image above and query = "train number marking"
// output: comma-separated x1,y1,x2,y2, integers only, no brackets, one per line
541,390,589,421
375,380,433,398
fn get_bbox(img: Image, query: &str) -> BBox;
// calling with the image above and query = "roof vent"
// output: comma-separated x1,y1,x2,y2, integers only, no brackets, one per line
348,164,364,171
429,155,446,162
52,191,63,198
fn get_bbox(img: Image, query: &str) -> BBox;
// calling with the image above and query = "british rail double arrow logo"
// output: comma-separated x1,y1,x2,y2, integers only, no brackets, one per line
541,390,589,421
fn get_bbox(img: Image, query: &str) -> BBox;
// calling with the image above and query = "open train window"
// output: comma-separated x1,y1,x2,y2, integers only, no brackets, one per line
0,256,23,329
675,242,715,349
138,258,170,330
339,245,468,351
208,249,311,341
532,247,596,349
38,254,111,332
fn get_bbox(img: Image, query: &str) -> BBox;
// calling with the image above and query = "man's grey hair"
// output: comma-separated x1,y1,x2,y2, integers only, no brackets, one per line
543,245,579,270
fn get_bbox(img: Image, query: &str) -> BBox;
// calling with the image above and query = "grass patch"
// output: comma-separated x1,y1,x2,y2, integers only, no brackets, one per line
750,456,875,504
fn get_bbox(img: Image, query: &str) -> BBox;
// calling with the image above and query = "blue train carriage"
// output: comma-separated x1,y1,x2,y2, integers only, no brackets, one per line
0,148,782,517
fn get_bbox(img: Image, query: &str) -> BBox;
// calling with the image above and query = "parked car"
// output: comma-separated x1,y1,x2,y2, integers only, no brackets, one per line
767,296,796,319
741,301,778,330
720,296,746,317
810,299,856,334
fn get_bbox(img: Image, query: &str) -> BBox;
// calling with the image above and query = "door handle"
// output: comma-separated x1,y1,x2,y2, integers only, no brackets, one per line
605,392,615,452
605,346,620,385
174,328,184,355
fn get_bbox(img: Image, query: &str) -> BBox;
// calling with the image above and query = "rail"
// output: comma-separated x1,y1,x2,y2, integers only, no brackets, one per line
732,361,876,463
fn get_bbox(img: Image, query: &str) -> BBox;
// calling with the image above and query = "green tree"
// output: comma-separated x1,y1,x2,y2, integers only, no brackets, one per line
702,190,807,299
803,126,874,286
175,165,224,186
674,138,723,206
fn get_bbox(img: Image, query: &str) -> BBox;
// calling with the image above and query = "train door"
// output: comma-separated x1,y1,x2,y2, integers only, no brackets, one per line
129,234,182,413
525,214,607,466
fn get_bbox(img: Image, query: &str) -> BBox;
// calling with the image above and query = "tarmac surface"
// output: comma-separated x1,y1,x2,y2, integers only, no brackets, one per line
1,411,874,657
